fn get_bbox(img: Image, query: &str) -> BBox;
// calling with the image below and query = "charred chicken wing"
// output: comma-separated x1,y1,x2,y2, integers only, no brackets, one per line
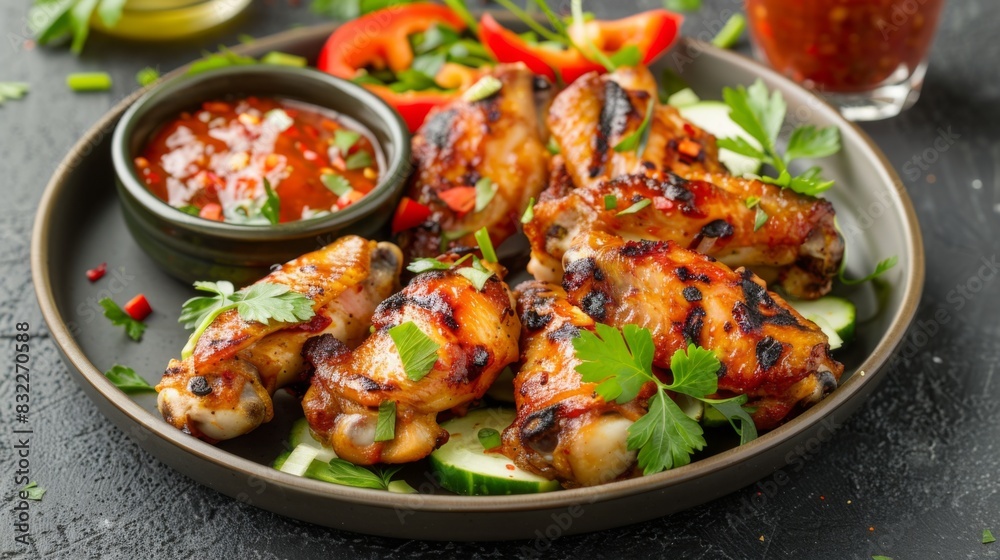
157,236,402,441
397,63,552,259
561,232,844,429
302,260,520,464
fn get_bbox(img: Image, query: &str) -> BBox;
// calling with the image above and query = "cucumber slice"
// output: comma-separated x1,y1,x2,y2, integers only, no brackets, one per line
677,101,763,177
485,367,516,404
278,444,319,476
701,404,729,428
429,408,561,496
675,393,705,422
666,87,701,108
788,295,856,348
288,417,338,462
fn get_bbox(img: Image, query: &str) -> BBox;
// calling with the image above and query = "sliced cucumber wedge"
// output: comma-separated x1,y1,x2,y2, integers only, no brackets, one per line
288,417,338,462
701,404,729,428
429,408,561,496
788,295,857,349
677,101,763,177
666,87,701,108
675,393,705,422
278,444,319,476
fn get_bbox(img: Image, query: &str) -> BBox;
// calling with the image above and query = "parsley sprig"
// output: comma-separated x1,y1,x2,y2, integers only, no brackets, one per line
717,80,841,196
104,364,156,394
573,323,757,475
99,297,146,341
178,281,315,359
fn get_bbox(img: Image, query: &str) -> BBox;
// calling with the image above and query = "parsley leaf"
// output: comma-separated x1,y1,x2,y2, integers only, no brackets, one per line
617,198,651,216
389,321,440,381
613,97,655,157
374,400,396,442
179,281,314,359
785,125,842,161
703,395,758,444
839,255,898,285
261,178,280,225
0,82,29,105
104,364,156,394
99,297,146,341
573,323,654,404
520,197,535,224
474,177,496,212
627,391,706,474
667,343,720,398
21,481,46,501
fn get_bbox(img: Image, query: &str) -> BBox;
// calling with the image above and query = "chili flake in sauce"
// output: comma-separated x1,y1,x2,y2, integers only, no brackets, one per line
135,96,381,224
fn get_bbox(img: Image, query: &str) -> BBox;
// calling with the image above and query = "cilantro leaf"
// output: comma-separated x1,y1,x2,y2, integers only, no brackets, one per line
716,136,767,161
723,80,784,153
613,97,655,157
389,321,440,381
785,125,841,162
474,177,496,212
703,395,758,445
627,391,706,474
104,364,156,394
374,400,396,442
666,343,720,398
839,255,898,285
617,198,651,216
21,481,46,501
520,197,535,224
573,323,654,404
99,297,146,341
0,82,29,105
261,178,280,225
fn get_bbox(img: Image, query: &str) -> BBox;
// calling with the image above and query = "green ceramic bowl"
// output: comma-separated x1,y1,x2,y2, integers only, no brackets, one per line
111,64,410,285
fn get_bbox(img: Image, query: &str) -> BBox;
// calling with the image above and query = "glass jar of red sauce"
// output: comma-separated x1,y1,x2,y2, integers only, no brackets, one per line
746,0,945,120
135,96,381,225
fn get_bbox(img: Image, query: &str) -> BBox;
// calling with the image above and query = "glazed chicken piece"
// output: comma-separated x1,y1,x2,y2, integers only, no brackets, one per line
526,167,843,299
397,63,552,260
562,232,844,429
157,236,403,441
502,282,648,488
536,66,843,299
302,259,520,464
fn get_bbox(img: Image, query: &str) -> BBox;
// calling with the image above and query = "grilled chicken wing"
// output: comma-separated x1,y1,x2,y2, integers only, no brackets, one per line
537,66,843,299
502,282,648,488
156,236,402,441
562,232,844,429
302,260,520,464
397,63,552,259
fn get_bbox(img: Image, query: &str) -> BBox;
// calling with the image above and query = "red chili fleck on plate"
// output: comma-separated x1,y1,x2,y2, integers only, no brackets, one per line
124,294,153,321
505,464,515,471
86,262,107,282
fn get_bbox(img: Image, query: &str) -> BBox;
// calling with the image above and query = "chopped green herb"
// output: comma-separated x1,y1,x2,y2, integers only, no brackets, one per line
613,97,655,157
463,75,503,102
103,364,156,394
664,0,702,11
546,137,561,155
322,173,353,197
374,400,396,442
872,556,893,560
261,178,280,225
711,13,746,49
20,481,46,501
604,195,618,210
99,297,146,341
984,529,996,544
520,197,536,224
478,428,502,450
745,196,761,208
321,458,403,490
474,227,497,263
67,72,112,92
456,255,494,291
345,151,373,170
179,281,314,359
334,129,361,153
187,47,256,75
178,205,201,216
260,51,308,68
839,255,898,286
617,198,651,216
474,177,496,212
135,67,159,87
0,82,29,105
29,0,125,54
408,256,458,274
754,207,768,231
574,324,756,474
389,321,440,381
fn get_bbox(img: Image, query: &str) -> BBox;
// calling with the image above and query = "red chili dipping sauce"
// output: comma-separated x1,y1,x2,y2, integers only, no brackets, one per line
135,96,381,224
746,0,944,93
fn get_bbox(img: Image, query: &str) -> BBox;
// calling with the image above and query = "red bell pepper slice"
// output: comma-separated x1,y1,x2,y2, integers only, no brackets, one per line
479,10,683,84
86,262,107,282
392,197,433,234
316,3,469,132
124,294,153,321
437,186,476,215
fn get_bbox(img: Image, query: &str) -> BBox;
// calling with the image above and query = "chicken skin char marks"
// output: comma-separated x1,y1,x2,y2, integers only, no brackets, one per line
301,260,520,465
397,63,553,260
157,236,403,442
533,66,843,300
561,232,844,431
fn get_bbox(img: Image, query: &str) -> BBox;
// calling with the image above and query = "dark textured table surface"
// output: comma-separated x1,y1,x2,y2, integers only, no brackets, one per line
2,0,999,558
